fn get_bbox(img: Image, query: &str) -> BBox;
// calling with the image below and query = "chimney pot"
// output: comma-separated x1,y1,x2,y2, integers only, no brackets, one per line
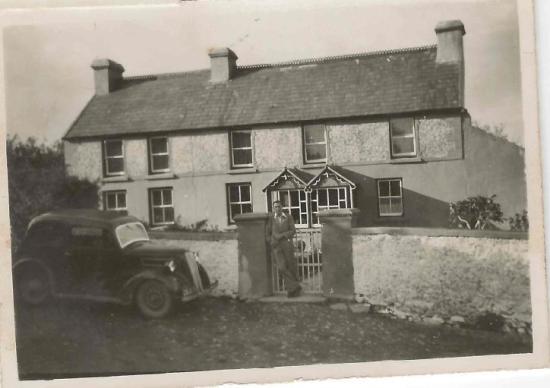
91,58,125,95
209,48,238,83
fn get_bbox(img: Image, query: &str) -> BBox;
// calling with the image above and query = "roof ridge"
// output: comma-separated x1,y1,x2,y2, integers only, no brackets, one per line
124,68,208,81
122,44,437,81
238,44,437,70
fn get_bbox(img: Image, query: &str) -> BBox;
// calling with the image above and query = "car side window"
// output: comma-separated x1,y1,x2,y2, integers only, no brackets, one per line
70,227,105,250
25,222,70,249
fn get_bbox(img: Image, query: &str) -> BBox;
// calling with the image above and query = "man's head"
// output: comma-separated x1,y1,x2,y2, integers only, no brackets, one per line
273,200,283,216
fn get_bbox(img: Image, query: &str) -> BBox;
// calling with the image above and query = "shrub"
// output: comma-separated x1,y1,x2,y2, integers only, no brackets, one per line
449,195,503,230
509,210,529,232
7,135,99,251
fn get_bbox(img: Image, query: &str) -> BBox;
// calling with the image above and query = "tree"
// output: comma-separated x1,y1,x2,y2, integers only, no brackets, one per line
449,195,504,230
6,136,100,251
508,210,529,232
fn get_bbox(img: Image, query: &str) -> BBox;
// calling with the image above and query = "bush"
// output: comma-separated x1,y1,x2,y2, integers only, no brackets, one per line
7,136,99,251
449,195,504,230
509,210,529,232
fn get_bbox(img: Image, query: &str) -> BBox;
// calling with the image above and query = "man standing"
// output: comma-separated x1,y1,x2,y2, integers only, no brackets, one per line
267,200,302,297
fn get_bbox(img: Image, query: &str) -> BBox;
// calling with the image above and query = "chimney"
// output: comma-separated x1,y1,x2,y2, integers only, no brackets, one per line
91,58,125,95
435,20,466,106
208,48,238,83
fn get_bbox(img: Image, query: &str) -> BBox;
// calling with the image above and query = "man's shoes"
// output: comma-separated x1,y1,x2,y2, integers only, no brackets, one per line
287,286,302,298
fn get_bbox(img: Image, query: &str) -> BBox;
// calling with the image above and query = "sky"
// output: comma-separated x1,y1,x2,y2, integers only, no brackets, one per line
2,0,524,145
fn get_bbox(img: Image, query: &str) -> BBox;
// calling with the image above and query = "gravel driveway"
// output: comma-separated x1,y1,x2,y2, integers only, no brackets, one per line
14,297,531,379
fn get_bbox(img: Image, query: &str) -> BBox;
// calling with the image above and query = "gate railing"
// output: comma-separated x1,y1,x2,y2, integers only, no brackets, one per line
272,228,322,294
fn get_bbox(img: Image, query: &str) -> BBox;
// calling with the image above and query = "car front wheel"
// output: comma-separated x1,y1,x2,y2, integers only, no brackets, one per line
14,265,51,305
135,279,174,319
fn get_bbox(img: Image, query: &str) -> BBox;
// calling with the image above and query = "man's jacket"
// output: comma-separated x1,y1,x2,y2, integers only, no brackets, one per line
266,212,296,248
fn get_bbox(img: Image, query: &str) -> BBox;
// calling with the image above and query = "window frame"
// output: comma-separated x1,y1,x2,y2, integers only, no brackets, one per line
389,118,417,158
103,139,125,176
103,190,127,212
302,124,328,164
148,136,170,174
310,187,350,227
226,182,253,224
149,187,175,226
270,189,309,228
377,178,404,217
230,130,254,169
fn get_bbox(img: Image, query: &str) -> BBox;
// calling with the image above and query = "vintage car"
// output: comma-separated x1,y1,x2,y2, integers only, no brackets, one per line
12,209,216,318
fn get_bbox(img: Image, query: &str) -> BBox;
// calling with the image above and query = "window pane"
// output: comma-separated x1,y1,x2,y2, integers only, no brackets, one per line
232,132,251,148
318,190,327,206
153,155,169,171
242,204,253,214
390,118,414,137
305,144,327,161
151,138,167,154
152,190,162,206
117,193,126,208
299,191,305,201
378,181,390,197
240,185,251,202
230,204,241,219
328,189,338,205
279,191,289,206
311,200,317,212
379,198,391,215
304,125,325,143
392,138,415,155
163,189,172,205
290,190,299,205
105,140,122,157
233,149,252,165
390,198,403,214
339,200,347,208
164,207,175,223
106,193,116,209
229,185,239,203
153,208,163,223
291,209,300,222
107,158,124,174
301,214,308,225
390,180,401,196
300,202,307,212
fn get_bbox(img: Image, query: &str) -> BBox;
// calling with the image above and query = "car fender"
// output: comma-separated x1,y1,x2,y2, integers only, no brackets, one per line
122,269,182,302
12,258,55,289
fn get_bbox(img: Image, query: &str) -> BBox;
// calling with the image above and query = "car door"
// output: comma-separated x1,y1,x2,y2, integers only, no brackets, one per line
65,225,106,296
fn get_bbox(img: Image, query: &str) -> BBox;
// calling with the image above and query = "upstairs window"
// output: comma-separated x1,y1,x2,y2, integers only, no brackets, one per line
227,183,253,224
230,131,253,168
303,124,327,164
149,137,170,173
378,178,403,216
103,190,127,212
390,118,416,158
103,140,124,176
149,187,175,226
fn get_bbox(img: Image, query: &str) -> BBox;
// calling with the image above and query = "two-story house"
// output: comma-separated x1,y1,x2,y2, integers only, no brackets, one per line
63,20,527,229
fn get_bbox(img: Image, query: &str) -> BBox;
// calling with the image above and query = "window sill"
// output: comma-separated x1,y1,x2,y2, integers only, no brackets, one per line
102,175,131,183
389,157,424,164
146,172,177,180
227,167,258,175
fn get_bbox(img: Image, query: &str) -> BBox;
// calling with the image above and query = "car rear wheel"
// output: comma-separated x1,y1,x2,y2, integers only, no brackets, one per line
135,279,174,318
14,265,51,305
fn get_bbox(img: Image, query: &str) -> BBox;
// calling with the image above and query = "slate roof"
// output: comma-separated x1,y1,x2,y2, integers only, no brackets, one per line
64,45,462,140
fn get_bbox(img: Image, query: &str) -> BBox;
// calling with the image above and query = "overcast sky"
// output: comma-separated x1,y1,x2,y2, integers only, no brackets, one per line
2,0,524,144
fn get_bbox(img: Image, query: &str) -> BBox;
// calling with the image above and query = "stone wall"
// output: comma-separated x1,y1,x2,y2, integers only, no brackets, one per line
352,228,530,332
150,231,239,297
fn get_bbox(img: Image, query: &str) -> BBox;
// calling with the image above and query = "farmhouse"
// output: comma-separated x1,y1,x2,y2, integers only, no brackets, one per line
63,20,526,229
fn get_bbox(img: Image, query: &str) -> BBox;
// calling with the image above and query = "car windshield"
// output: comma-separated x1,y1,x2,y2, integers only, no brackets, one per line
115,222,150,249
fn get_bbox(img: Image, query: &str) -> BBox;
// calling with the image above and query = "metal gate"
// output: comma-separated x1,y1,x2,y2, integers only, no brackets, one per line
272,228,322,294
